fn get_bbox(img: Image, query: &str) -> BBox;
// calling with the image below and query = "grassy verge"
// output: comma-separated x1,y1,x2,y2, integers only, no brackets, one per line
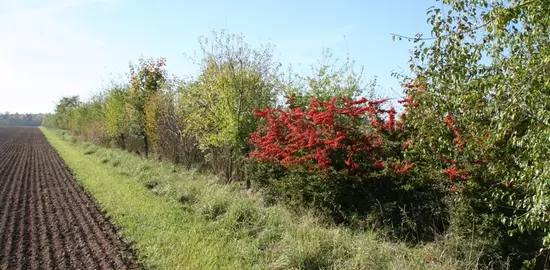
42,127,475,270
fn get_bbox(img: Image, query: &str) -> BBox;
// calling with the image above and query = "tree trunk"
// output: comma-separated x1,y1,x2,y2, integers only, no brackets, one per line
120,134,126,150
227,147,233,182
143,133,149,159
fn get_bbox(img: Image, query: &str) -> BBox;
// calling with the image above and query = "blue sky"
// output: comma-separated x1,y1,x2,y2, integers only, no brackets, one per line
0,0,438,113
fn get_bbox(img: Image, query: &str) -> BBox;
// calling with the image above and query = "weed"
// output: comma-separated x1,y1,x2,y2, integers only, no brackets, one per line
145,180,159,189
111,159,121,167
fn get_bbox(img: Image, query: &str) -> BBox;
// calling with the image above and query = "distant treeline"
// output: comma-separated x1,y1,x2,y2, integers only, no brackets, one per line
0,112,45,126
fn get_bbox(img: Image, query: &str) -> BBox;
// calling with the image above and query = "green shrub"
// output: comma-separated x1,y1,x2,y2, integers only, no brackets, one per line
399,0,550,266
111,159,121,167
246,160,448,243
448,188,546,269
198,194,230,221
178,188,199,205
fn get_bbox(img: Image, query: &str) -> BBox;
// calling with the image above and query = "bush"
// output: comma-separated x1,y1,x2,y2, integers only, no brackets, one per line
246,160,448,243
397,0,550,266
245,96,452,242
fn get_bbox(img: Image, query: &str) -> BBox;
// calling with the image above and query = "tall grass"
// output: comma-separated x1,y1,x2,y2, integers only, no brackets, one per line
42,128,481,269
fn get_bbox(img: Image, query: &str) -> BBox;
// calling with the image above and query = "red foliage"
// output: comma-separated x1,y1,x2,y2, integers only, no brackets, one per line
398,95,419,108
384,106,396,131
251,85,476,192
392,161,415,174
402,138,413,150
444,115,454,129
398,95,413,104
449,185,458,193
440,114,472,182
249,96,407,175
402,83,477,187
373,160,386,169
444,165,469,181
444,114,465,151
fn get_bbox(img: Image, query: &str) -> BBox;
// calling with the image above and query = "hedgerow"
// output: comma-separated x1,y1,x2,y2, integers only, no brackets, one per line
42,0,550,267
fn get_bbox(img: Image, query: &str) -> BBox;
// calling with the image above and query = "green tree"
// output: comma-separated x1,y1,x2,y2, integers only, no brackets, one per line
54,96,81,130
0,112,44,126
283,48,366,108
181,30,282,180
77,92,108,143
127,57,168,158
42,113,57,127
400,0,550,266
105,85,130,149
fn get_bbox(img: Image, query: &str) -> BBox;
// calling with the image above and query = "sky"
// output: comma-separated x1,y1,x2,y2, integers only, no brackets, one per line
0,0,438,114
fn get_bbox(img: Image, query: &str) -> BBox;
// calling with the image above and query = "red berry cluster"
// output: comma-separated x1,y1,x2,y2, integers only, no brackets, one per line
444,115,465,151
442,114,470,181
249,96,413,175
444,165,469,182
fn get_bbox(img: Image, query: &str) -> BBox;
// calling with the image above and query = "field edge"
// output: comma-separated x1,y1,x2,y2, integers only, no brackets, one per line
40,127,475,270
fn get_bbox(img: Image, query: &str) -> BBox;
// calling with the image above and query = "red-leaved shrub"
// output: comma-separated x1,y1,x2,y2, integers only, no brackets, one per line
249,96,414,175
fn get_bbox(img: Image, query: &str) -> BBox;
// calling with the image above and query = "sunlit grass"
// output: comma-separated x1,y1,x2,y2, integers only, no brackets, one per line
42,127,477,270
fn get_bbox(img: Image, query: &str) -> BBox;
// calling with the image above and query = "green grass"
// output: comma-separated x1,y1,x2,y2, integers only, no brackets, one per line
41,128,477,270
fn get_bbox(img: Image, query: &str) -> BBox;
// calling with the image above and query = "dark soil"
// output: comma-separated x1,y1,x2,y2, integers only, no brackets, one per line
0,126,139,270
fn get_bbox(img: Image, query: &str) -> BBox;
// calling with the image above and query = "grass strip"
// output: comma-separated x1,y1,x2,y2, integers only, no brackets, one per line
42,127,473,270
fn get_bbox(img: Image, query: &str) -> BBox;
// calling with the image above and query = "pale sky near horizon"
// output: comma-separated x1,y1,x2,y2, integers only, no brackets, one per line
0,0,437,114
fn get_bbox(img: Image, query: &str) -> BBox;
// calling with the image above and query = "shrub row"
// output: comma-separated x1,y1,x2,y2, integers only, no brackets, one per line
44,0,550,267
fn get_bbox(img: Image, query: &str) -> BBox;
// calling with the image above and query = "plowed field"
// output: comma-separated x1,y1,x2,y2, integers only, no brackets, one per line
0,126,138,270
